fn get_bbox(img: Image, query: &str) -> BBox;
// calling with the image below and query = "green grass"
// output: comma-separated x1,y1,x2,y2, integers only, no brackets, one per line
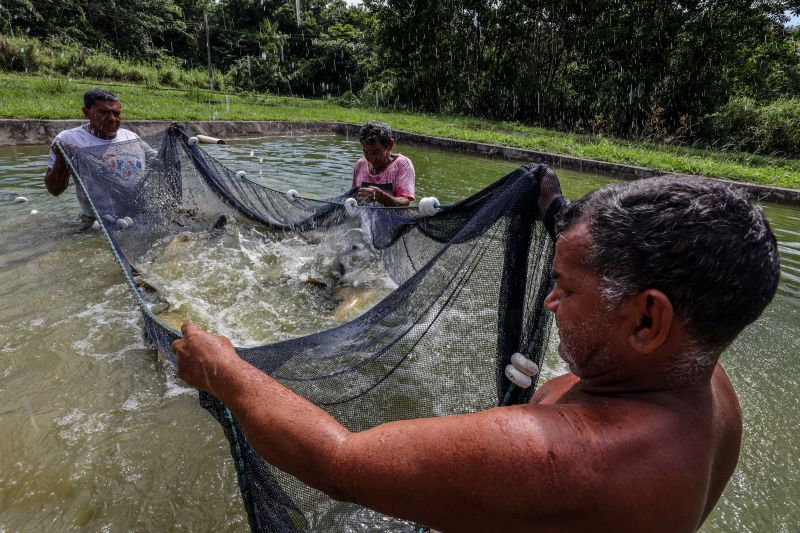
2,73,799,189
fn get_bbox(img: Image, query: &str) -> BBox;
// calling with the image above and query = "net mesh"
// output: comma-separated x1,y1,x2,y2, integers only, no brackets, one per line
58,125,555,532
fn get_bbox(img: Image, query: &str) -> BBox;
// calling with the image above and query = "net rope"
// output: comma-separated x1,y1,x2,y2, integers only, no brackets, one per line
56,125,555,532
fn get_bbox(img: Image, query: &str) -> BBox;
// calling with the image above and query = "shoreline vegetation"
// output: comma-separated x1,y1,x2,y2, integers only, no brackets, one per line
2,72,799,190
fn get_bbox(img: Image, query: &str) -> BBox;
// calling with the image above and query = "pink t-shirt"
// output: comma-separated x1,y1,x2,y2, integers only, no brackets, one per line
352,154,415,200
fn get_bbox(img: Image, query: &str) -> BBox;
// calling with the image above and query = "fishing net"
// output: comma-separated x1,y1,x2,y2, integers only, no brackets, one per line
57,125,555,532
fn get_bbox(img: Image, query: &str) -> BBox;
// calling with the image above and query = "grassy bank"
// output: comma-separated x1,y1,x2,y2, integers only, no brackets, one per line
2,73,798,190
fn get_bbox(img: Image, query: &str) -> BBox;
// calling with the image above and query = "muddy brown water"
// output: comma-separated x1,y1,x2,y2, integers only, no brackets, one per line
0,136,797,531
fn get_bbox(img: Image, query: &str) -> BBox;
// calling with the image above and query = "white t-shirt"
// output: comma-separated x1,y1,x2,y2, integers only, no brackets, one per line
48,125,155,215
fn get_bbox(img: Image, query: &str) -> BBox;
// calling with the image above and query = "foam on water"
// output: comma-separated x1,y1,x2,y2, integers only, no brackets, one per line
162,375,197,399
133,219,396,347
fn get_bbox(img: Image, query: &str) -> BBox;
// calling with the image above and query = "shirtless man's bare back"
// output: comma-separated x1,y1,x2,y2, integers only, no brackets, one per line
172,172,779,532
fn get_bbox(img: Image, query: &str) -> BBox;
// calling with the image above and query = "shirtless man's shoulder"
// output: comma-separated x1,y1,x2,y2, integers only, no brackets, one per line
517,364,742,532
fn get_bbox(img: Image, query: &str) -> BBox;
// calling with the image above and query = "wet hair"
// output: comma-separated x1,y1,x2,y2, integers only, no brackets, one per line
359,121,393,147
557,176,780,355
83,88,120,109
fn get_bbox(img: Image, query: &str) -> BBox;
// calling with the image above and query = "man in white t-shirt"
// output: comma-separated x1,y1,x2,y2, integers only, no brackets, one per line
45,88,155,216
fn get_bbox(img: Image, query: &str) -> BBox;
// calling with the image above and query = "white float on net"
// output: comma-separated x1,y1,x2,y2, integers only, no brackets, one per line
510,352,539,377
235,170,247,179
187,136,199,146
505,364,533,389
196,134,225,144
344,197,358,217
286,189,300,202
419,196,442,216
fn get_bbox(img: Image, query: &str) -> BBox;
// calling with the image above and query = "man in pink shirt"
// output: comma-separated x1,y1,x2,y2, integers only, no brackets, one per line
352,121,415,207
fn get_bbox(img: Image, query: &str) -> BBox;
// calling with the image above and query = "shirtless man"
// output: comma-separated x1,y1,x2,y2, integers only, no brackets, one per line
172,173,780,532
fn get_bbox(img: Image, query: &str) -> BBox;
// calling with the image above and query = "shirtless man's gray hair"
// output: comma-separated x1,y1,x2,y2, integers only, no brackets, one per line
171,173,779,532
557,177,780,367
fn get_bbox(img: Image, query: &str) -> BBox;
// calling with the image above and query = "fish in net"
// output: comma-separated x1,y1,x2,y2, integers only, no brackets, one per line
56,125,555,532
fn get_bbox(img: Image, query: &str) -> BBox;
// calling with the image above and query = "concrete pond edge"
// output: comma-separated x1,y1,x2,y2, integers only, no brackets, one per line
1,118,797,206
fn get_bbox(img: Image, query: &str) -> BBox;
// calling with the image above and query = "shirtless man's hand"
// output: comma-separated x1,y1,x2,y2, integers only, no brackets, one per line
172,322,245,397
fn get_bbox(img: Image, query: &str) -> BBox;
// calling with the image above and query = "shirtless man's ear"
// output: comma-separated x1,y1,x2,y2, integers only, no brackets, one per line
625,289,674,354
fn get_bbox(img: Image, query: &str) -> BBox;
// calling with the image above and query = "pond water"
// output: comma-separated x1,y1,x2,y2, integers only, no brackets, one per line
0,135,797,532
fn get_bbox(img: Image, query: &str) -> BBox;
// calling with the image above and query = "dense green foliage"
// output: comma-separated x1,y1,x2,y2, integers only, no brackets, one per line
0,35,227,89
2,0,800,155
373,0,800,151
